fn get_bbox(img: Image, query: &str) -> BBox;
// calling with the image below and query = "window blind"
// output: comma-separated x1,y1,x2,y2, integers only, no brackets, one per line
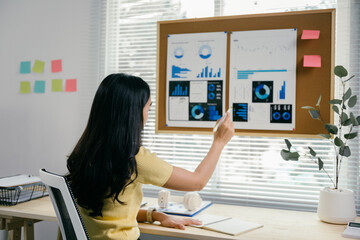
102,0,360,213
336,0,360,214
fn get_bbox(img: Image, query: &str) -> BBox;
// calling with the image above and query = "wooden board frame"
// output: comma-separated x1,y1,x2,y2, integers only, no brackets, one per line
156,9,335,137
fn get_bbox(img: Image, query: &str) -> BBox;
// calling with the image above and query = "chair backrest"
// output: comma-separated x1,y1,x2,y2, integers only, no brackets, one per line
39,169,90,240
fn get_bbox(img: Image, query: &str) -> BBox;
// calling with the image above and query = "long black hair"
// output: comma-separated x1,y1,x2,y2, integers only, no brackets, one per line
66,73,150,216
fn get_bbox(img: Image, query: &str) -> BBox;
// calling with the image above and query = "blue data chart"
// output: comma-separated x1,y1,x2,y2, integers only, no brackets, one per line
174,47,184,59
191,105,205,120
237,69,287,79
169,81,190,96
172,65,191,78
172,84,188,96
252,81,273,103
270,104,292,124
279,81,286,99
197,66,221,78
199,45,212,59
209,105,221,121
233,103,248,122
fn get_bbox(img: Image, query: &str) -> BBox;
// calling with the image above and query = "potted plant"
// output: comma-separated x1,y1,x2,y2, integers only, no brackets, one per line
280,65,358,224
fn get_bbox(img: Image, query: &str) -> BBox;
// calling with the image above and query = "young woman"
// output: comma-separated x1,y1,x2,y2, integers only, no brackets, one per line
66,73,234,240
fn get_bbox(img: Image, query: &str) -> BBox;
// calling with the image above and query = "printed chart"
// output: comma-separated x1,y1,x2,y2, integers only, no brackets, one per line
166,32,227,128
229,29,297,131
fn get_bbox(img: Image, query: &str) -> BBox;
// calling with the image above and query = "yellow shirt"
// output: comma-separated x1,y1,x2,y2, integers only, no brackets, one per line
79,147,173,240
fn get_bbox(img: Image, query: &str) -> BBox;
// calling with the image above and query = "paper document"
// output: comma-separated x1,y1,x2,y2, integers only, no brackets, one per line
193,214,263,236
0,175,41,187
155,201,212,217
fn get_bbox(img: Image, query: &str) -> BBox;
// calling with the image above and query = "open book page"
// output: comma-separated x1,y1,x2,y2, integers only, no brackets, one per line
202,217,263,236
192,214,232,227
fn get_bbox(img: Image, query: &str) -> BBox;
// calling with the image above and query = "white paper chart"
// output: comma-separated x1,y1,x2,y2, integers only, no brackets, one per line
166,32,227,128
229,29,297,131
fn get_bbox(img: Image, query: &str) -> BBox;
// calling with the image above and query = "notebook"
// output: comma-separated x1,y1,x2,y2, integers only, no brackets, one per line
155,201,213,217
194,214,263,236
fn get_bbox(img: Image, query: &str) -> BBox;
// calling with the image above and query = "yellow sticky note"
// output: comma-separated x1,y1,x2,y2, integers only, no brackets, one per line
20,81,31,94
52,79,63,92
32,60,45,73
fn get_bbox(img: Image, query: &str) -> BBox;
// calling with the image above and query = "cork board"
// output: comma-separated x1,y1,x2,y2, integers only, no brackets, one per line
156,9,335,137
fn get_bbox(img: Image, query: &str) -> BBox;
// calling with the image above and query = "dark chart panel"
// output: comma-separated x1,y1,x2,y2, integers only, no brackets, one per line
189,81,222,121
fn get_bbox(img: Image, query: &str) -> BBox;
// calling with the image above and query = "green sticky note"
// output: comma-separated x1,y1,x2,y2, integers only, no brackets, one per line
34,80,45,93
52,79,63,92
32,60,45,73
20,81,31,94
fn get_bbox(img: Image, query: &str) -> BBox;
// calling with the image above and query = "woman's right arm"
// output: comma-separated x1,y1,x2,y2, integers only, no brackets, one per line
162,114,234,191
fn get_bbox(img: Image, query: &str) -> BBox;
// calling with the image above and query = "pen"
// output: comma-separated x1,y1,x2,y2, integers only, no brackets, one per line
213,107,232,132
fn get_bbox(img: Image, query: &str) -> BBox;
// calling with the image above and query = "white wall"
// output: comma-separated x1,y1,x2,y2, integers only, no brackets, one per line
0,0,101,239
0,1,190,239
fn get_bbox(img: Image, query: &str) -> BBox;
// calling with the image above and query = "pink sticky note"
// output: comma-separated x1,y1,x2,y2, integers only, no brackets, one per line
65,79,77,92
301,30,320,39
303,55,321,68
51,59,62,73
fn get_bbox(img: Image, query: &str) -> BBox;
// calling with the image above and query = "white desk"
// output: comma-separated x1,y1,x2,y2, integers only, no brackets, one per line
0,196,356,240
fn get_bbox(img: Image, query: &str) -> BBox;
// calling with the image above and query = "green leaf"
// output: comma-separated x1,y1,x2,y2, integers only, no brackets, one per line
324,124,338,134
348,95,357,108
343,119,352,126
284,139,292,150
308,147,316,157
339,146,351,157
289,152,300,161
316,95,322,107
344,75,355,83
357,116,360,125
329,99,342,105
350,112,359,126
332,105,339,114
344,132,358,140
334,137,344,147
334,65,348,78
318,134,331,139
341,112,349,124
281,150,300,161
317,157,324,171
280,150,290,160
309,110,320,119
301,106,315,110
344,88,352,101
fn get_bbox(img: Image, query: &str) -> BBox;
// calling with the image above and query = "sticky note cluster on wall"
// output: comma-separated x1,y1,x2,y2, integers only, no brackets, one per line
301,30,321,68
19,59,77,94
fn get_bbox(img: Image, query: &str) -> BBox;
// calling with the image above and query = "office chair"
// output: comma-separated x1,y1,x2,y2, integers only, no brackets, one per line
39,169,90,240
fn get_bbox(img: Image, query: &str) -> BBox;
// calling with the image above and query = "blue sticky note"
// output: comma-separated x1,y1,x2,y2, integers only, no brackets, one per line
20,61,31,74
34,80,46,93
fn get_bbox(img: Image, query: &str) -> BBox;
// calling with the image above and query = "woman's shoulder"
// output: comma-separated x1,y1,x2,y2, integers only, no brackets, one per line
137,146,151,156
136,146,157,162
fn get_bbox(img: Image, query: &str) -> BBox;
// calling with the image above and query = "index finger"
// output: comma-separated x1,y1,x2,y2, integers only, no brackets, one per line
224,111,232,122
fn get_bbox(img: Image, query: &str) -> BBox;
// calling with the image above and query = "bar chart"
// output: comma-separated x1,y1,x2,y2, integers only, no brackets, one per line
197,66,221,78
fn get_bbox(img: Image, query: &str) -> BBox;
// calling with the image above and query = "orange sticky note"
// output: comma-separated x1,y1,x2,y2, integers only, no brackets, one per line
51,59,62,73
301,30,320,39
303,55,321,68
65,79,77,92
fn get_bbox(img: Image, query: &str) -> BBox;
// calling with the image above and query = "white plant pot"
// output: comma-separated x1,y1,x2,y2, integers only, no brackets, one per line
317,187,356,224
